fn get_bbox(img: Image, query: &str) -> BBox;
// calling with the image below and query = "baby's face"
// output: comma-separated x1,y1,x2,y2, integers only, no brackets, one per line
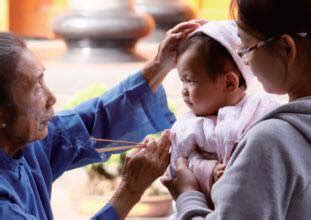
177,44,227,116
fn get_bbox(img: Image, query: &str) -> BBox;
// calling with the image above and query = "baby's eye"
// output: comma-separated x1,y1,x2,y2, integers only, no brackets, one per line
186,79,198,84
179,76,198,85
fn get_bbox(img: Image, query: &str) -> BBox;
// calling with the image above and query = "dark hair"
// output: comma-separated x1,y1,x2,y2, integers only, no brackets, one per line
178,32,246,88
0,32,26,117
230,0,311,38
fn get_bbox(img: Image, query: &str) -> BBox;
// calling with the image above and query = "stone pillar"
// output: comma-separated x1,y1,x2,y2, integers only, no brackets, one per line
136,0,195,41
52,0,154,62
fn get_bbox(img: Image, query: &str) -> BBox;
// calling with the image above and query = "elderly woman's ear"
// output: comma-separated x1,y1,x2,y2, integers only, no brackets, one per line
0,109,6,128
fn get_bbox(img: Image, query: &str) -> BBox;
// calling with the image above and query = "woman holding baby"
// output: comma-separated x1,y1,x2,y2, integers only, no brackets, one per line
163,0,311,219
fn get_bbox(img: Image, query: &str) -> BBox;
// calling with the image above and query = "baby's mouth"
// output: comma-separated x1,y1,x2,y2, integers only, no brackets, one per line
184,100,193,106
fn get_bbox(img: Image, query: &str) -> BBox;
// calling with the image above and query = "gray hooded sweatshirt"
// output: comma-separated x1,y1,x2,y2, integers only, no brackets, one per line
176,96,311,220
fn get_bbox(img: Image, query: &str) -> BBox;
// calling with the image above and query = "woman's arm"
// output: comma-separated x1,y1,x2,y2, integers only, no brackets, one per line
163,120,303,219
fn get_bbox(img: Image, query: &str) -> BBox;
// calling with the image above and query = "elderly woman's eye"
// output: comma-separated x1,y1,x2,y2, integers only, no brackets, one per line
35,80,44,90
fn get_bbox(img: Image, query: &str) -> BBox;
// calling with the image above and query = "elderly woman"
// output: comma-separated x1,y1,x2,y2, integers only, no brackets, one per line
0,21,201,219
162,0,311,219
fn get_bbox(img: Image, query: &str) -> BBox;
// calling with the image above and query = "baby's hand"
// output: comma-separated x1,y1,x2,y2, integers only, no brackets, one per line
213,162,226,183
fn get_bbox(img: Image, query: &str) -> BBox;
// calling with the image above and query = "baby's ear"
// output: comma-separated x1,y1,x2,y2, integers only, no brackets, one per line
223,71,239,92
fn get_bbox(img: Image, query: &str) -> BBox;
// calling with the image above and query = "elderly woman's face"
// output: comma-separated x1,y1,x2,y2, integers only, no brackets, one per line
8,49,56,143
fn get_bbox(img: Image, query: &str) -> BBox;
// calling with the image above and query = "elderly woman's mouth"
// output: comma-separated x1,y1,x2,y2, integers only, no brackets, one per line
41,115,54,125
40,120,49,127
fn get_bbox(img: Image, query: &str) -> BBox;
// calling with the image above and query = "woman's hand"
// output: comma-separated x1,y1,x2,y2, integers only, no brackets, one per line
142,20,205,91
213,162,226,184
161,157,200,200
108,130,171,219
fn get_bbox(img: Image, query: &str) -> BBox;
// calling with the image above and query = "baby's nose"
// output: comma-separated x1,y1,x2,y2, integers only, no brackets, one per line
182,87,189,96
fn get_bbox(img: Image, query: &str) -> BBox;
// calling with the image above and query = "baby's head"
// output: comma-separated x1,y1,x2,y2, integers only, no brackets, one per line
177,21,253,116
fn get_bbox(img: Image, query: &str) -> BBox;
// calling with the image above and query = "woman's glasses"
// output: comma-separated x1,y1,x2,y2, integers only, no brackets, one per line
236,32,309,62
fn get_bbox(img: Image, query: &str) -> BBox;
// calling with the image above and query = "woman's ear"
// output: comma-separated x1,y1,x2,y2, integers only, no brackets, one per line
278,34,297,64
223,71,239,92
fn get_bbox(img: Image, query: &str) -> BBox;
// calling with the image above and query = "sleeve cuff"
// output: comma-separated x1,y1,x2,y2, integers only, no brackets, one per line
102,71,175,132
133,71,176,131
176,191,210,219
91,203,119,220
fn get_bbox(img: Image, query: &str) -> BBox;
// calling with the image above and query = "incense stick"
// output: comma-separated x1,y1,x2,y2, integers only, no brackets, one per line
90,137,140,145
96,144,144,153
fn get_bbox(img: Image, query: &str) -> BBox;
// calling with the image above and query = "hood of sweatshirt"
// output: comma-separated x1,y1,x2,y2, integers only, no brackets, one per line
259,96,311,142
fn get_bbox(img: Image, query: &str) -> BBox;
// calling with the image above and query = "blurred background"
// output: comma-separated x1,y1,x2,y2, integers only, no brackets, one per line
0,1,256,219
0,0,230,37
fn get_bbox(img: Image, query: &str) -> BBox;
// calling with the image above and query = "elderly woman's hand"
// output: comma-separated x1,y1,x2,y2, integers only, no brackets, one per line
161,157,200,200
141,20,203,91
152,21,201,72
121,130,171,193
151,19,208,73
108,130,171,219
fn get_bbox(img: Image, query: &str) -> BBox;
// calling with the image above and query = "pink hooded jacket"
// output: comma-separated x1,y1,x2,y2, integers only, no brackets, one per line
169,21,280,197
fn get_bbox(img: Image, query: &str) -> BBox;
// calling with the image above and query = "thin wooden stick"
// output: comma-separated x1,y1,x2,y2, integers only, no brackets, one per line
90,136,140,145
96,144,144,153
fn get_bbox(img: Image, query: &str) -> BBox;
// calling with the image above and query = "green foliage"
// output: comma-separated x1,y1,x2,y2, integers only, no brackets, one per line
63,84,107,110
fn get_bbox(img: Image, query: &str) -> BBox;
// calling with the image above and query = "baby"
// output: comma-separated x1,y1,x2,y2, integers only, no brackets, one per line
168,21,280,206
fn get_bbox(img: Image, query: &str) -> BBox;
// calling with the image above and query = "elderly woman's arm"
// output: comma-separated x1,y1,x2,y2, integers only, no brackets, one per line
0,132,170,220
41,70,175,181
40,21,203,181
92,131,171,219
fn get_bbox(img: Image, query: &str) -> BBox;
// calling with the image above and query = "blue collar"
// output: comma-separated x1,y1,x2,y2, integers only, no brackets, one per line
0,148,24,171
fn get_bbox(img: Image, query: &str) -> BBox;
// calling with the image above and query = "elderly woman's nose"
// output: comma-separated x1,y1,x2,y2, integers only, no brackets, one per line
45,87,56,109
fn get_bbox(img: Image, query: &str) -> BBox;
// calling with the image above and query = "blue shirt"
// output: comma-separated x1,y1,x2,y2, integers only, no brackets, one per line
0,72,175,219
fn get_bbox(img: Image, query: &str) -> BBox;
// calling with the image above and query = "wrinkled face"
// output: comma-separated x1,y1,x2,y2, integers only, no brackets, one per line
177,43,226,116
237,19,288,95
7,49,56,143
